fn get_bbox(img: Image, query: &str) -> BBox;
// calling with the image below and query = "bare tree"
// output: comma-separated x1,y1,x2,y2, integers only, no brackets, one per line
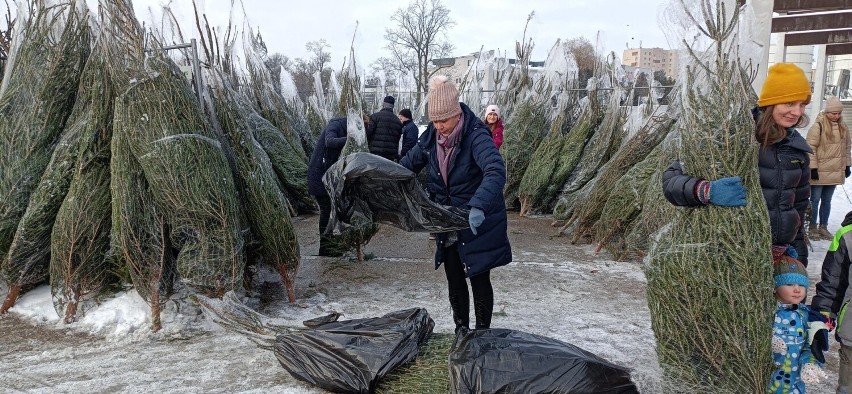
384,0,455,106
368,56,403,87
305,39,331,74
565,36,600,89
263,52,292,93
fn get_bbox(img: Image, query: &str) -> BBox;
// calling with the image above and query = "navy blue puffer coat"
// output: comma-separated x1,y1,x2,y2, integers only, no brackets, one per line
400,103,512,277
663,127,812,265
307,117,348,196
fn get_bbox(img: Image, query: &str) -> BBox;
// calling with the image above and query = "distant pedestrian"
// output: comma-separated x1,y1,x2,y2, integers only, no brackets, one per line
806,96,850,240
398,108,419,158
400,75,511,334
307,117,348,256
366,95,403,161
484,104,504,149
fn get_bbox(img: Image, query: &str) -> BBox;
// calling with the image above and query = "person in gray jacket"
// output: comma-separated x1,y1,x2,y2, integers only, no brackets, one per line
811,210,852,394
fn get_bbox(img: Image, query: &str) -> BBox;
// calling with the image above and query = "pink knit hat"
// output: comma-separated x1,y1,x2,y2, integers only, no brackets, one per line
427,75,462,121
485,104,500,119
825,96,843,113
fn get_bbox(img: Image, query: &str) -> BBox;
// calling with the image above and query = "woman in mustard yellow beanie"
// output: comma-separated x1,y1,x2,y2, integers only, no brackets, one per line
663,63,814,266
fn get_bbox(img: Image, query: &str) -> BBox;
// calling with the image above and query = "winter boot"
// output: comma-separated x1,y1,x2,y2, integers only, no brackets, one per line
819,224,833,241
808,224,821,241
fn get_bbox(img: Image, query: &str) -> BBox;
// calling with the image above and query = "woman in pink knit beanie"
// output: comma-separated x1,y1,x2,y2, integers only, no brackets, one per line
400,75,512,334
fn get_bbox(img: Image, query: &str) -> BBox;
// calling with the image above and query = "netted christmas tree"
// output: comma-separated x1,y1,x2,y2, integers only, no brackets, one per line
0,0,89,313
49,36,119,324
645,1,774,391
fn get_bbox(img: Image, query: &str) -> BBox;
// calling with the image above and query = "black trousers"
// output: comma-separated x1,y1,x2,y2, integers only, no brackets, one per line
443,244,493,330
316,194,333,255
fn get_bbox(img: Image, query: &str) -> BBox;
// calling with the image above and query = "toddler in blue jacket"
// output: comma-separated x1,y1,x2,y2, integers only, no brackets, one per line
770,254,825,393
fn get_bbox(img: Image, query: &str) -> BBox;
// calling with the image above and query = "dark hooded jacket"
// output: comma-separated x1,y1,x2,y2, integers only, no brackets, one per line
307,117,347,196
367,107,403,160
811,210,852,345
400,102,511,277
663,125,812,265
400,118,419,158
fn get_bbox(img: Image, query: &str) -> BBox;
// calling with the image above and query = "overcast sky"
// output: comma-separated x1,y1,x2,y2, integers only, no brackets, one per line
86,0,672,68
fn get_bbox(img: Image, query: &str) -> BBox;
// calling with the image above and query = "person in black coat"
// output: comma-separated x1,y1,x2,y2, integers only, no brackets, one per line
400,75,511,334
398,108,419,158
662,63,813,266
366,95,403,161
307,117,348,256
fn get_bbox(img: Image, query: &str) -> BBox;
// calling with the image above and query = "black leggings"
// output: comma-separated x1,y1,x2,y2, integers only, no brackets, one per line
443,244,493,330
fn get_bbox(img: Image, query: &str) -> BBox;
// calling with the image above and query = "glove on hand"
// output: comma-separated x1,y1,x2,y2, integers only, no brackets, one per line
468,207,484,235
812,168,819,181
809,321,830,363
808,309,833,364
801,363,827,384
809,309,836,331
847,166,851,178
771,335,787,355
708,176,746,207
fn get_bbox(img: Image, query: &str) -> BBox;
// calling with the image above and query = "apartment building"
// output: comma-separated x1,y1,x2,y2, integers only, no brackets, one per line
622,47,679,78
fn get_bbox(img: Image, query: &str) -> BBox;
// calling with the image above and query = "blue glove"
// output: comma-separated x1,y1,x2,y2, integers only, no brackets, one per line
468,207,484,235
709,176,747,207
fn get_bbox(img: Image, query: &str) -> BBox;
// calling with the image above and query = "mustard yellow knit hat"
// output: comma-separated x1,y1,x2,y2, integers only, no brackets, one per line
427,75,462,121
758,63,811,107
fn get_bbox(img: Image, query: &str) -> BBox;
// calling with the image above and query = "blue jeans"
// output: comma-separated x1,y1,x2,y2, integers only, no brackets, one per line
810,185,836,225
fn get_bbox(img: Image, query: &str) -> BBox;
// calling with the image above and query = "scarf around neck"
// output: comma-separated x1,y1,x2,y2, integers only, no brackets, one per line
436,113,464,186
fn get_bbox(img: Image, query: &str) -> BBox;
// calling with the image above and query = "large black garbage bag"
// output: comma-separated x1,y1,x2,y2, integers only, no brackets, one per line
449,329,639,394
323,152,469,233
274,308,435,393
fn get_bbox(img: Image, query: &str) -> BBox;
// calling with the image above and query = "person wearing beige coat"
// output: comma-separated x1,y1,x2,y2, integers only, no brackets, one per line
806,96,850,240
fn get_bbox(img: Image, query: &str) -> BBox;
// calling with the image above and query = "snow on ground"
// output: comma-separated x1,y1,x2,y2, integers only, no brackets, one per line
3,178,852,393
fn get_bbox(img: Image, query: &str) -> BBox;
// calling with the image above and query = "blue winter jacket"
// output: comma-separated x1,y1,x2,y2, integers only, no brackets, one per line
769,303,819,393
307,117,348,196
400,103,511,277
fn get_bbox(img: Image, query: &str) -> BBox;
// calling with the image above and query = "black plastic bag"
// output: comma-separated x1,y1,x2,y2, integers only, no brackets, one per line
449,328,639,394
273,308,435,393
322,152,469,233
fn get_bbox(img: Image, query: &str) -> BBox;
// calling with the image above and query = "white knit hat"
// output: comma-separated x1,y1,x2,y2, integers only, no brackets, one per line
485,104,500,119
427,75,462,121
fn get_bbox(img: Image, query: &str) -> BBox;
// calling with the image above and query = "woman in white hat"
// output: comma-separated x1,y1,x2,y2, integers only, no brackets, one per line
483,104,504,149
806,96,850,240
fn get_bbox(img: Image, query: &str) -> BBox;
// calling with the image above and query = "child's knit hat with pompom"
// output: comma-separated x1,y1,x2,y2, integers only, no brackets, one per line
773,256,809,288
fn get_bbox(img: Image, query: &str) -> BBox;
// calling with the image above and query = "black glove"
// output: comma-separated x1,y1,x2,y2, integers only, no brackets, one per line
846,166,850,178
812,329,828,363
811,169,819,181
808,309,832,364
